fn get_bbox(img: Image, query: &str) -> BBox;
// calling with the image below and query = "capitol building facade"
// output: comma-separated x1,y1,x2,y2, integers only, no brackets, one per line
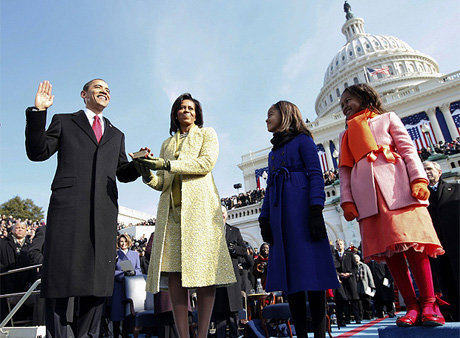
228,4,460,249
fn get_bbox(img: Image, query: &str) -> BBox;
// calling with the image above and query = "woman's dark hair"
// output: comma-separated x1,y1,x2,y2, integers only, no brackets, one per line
342,83,387,114
273,101,313,138
169,93,204,135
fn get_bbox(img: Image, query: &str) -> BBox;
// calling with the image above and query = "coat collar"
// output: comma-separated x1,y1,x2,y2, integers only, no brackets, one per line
72,110,115,146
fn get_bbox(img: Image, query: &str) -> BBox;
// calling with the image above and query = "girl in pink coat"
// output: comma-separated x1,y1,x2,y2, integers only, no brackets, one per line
338,84,445,327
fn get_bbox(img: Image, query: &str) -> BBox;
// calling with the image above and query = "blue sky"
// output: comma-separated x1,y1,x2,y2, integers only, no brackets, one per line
1,0,459,217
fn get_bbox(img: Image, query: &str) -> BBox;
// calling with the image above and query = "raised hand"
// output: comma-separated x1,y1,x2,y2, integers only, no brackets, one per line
35,81,55,110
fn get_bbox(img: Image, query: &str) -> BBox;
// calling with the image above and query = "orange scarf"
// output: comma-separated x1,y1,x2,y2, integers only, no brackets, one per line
339,109,379,168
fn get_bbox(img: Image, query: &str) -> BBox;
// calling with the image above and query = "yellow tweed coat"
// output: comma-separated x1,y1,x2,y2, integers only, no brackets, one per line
145,124,236,293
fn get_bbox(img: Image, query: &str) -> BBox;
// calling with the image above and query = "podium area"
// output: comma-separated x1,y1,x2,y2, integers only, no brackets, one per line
322,312,459,338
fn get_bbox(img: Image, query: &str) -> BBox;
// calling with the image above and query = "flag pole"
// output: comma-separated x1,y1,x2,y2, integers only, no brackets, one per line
363,66,370,83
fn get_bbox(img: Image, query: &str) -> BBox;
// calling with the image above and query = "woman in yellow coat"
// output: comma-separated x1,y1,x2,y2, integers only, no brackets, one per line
132,93,235,338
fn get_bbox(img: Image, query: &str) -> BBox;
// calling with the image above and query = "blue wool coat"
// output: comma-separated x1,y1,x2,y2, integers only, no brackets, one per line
111,249,142,322
260,134,340,294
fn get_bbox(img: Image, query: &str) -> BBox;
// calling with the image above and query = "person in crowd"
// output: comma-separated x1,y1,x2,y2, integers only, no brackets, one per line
258,100,340,338
132,93,235,338
25,80,140,337
367,261,395,318
252,243,269,290
210,206,247,338
338,83,444,327
239,244,255,294
423,161,459,321
111,234,142,337
354,254,375,320
0,222,35,323
333,239,360,326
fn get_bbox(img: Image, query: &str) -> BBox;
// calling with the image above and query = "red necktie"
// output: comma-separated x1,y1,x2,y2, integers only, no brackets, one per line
92,115,102,143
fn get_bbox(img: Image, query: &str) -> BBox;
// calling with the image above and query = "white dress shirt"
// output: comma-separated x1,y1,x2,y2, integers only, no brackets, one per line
85,108,105,134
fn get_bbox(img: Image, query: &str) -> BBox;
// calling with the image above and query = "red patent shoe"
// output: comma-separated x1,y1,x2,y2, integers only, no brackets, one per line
421,296,448,326
396,302,420,327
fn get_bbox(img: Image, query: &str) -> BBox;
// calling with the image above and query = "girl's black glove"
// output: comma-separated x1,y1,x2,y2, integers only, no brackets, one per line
308,205,327,241
258,216,273,245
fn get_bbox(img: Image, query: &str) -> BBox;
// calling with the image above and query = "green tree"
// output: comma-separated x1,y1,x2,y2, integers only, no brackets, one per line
0,196,44,220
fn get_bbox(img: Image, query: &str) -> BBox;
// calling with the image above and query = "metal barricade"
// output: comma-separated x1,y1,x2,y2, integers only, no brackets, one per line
0,264,42,330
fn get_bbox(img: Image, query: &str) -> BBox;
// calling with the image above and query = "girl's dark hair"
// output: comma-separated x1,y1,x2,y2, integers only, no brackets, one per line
169,93,204,135
342,83,387,114
273,100,313,138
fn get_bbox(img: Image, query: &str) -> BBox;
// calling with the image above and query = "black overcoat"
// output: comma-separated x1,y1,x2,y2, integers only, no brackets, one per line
213,224,246,313
427,180,459,285
333,250,359,301
368,260,394,302
25,109,139,298
427,180,459,318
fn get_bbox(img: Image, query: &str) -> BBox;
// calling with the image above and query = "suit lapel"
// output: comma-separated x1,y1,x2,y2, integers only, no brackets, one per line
72,110,99,145
436,180,445,202
99,117,116,146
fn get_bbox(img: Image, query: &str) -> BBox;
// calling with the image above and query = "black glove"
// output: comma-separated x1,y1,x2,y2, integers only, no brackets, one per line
308,205,327,241
124,270,136,277
258,216,273,245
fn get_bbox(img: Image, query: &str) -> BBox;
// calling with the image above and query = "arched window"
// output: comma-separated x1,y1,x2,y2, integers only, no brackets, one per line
353,77,359,84
388,65,394,75
336,88,340,97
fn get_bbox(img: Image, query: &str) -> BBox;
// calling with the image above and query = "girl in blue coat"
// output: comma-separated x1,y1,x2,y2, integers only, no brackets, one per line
259,101,340,338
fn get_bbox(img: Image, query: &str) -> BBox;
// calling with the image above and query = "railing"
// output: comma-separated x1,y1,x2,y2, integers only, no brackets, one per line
241,148,271,163
0,265,42,330
227,203,262,221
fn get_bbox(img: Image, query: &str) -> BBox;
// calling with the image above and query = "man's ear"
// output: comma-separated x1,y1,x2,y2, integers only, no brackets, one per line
81,90,87,102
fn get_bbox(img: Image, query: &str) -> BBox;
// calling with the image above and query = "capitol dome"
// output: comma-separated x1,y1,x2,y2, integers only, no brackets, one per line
315,4,441,118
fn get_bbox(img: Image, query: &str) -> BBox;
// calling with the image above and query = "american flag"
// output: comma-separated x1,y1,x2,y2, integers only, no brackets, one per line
367,66,390,76
255,167,268,189
451,101,460,136
316,144,329,173
401,112,437,150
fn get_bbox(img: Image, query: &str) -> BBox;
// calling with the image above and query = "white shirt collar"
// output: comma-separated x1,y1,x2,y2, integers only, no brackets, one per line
84,108,105,133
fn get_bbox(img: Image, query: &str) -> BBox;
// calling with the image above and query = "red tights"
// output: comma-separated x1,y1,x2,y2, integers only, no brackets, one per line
385,248,435,311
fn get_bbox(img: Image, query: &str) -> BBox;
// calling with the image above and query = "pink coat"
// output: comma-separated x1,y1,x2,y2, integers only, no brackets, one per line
339,112,429,220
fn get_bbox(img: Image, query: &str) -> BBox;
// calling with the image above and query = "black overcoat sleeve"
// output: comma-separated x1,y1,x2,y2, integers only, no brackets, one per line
25,108,60,161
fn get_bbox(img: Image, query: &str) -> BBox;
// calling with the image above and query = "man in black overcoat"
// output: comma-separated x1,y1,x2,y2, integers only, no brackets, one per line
367,260,395,318
210,206,246,338
25,80,140,337
333,239,360,326
424,161,459,321
0,222,35,323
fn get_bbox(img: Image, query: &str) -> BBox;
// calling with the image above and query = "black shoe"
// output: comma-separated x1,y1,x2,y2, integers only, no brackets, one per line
356,320,362,324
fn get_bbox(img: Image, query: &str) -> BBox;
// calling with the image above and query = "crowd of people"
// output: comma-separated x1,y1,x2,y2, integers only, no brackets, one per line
0,215,43,240
220,188,265,210
417,138,460,160
116,219,155,231
323,169,339,186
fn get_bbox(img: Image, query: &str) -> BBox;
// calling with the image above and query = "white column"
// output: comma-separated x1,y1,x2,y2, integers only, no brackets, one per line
425,107,444,143
322,140,333,171
440,103,460,140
